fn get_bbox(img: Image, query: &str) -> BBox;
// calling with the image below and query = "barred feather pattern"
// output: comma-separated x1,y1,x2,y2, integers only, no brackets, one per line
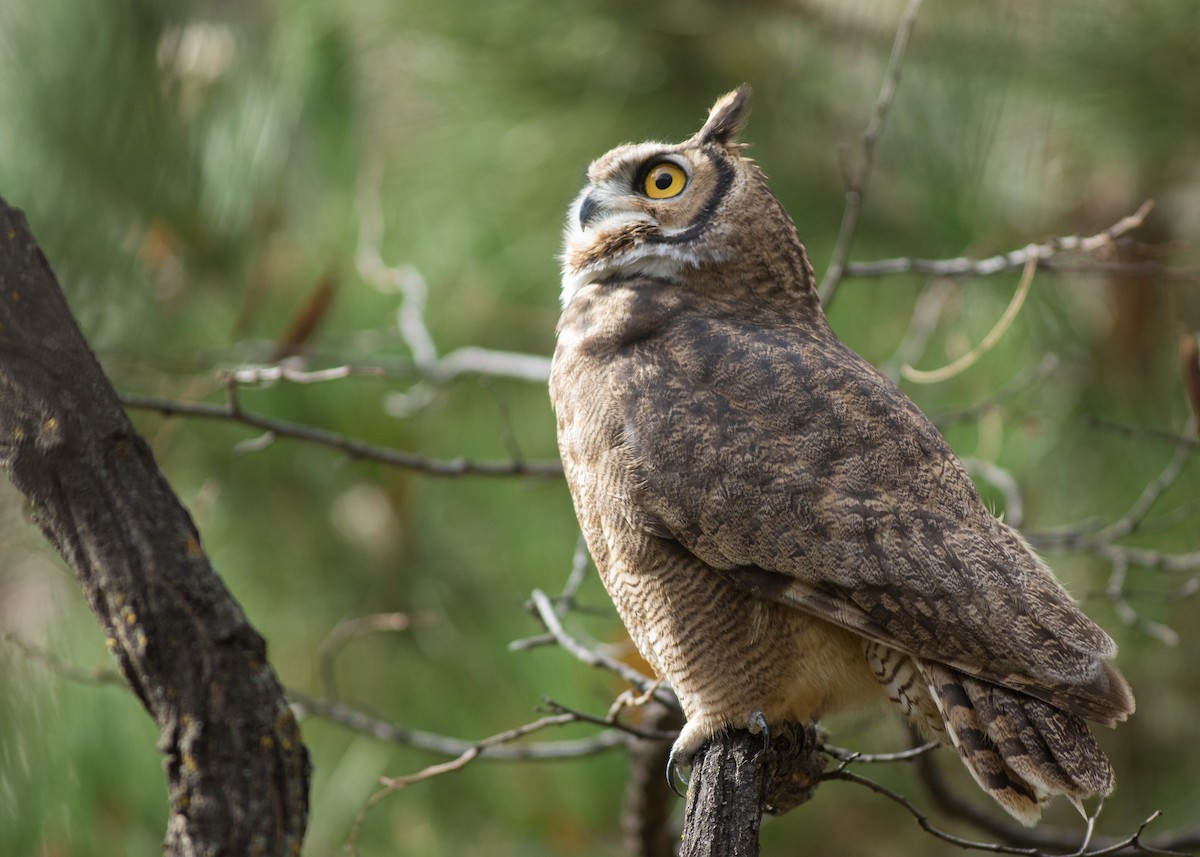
920,660,1114,824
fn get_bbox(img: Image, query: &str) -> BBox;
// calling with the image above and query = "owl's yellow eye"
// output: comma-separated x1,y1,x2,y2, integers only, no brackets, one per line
643,162,687,199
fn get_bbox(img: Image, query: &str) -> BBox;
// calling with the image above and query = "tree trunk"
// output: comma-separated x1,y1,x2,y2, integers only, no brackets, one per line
0,197,311,855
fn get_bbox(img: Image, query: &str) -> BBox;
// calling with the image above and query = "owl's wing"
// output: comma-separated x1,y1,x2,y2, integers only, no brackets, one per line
618,318,1133,726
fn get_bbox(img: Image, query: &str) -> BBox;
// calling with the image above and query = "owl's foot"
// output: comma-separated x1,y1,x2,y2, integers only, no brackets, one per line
762,721,826,815
665,724,705,798
665,710,772,798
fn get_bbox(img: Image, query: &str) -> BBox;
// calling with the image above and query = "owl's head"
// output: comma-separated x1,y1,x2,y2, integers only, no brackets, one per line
560,86,813,308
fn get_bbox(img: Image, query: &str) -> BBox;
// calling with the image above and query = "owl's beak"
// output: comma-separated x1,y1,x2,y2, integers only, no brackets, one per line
577,193,603,230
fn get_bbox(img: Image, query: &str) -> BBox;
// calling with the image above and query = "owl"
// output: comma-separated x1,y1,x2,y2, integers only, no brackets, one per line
549,86,1134,825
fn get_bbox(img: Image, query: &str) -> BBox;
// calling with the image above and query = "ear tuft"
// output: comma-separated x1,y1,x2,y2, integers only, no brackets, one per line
693,85,752,150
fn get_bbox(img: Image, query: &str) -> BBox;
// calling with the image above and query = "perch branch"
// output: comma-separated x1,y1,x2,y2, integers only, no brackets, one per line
680,730,771,857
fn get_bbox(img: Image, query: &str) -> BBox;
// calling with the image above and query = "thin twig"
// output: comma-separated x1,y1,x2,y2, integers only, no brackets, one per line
963,458,1025,529
841,202,1158,281
2,631,126,687
934,354,1061,428
540,698,681,743
351,157,551,423
346,710,625,854
316,612,439,700
557,531,592,615
845,256,1188,280
225,362,399,386
913,735,1198,855
121,392,564,478
1028,415,1196,558
902,248,1038,384
1093,416,1197,544
1083,418,1200,453
287,690,627,760
1105,554,1180,646
510,533,594,652
818,0,925,307
824,740,939,764
379,713,587,788
527,589,680,712
1019,416,1199,643
830,768,1183,856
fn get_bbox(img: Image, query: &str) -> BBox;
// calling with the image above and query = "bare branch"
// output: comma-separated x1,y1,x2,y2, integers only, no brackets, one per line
121,391,564,478
842,202,1159,280
344,708,627,854
351,157,551,422
526,589,680,712
426,346,551,384
227,362,402,386
540,697,681,743
829,768,1183,856
913,745,1199,855
2,630,126,688
1083,417,1200,453
557,531,593,614
510,532,593,652
1095,417,1196,544
1016,415,1199,642
1104,555,1180,646
818,0,925,307
963,458,1025,529
823,740,939,764
681,730,771,857
902,248,1038,384
378,712,598,789
622,699,685,857
287,690,627,761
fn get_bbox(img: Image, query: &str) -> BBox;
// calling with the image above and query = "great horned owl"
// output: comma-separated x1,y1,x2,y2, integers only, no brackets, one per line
549,86,1134,824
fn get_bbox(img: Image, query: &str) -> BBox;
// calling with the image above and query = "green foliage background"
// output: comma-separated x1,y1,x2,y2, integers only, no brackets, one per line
0,1,1197,855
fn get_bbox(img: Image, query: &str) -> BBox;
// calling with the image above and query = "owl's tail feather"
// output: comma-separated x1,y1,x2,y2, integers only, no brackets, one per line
922,662,1114,826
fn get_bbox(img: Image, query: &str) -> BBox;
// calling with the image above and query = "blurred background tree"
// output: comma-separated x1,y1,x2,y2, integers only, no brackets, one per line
0,1,1196,855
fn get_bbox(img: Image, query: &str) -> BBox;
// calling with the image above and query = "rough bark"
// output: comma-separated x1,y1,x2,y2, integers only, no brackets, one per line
681,724,825,857
681,731,768,857
0,198,310,855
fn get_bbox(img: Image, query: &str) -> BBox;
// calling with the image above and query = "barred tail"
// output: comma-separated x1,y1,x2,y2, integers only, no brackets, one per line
921,661,1114,825
864,641,1117,825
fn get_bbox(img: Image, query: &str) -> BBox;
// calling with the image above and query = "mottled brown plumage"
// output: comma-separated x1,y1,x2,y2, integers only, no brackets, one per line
550,86,1134,824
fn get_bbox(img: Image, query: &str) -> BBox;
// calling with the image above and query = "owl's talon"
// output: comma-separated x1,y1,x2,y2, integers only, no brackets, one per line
665,749,689,798
665,723,709,798
748,710,770,751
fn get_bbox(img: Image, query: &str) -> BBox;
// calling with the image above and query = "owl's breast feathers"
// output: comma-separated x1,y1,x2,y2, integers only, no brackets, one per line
551,277,1133,730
